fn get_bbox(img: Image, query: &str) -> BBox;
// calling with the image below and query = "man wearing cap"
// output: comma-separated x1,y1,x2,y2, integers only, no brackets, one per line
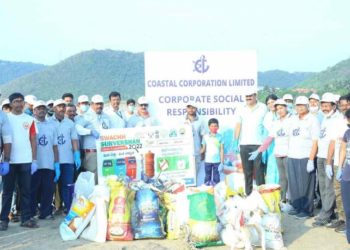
127,96,158,128
309,93,323,124
184,102,206,178
104,91,126,128
77,95,112,182
24,95,37,117
0,93,38,230
30,100,59,220
283,93,295,114
234,91,267,195
312,93,338,226
287,96,320,219
46,100,54,117
76,95,90,115
49,99,80,213
1,99,11,113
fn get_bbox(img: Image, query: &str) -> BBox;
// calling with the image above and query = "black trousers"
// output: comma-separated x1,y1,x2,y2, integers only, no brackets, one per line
240,145,265,195
1,163,32,223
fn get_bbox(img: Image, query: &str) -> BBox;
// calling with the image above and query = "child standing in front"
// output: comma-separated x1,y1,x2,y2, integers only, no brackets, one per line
200,118,224,185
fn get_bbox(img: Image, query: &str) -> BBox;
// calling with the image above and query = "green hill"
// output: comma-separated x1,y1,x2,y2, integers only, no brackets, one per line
0,60,46,85
297,57,350,94
0,50,145,101
258,70,315,88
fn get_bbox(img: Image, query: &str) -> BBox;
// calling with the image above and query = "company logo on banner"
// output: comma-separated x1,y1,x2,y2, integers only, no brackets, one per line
145,51,257,155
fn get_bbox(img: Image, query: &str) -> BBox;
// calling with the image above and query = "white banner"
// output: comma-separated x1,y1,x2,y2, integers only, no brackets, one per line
96,125,196,186
145,51,257,155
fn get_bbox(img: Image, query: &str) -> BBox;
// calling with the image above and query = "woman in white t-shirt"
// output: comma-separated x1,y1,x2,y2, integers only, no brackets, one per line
249,99,291,204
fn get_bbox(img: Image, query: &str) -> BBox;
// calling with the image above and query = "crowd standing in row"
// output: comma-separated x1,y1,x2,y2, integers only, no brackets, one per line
0,90,350,245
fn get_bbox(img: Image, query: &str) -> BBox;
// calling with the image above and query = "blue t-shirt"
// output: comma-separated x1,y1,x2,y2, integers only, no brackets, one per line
342,128,350,181
202,133,223,163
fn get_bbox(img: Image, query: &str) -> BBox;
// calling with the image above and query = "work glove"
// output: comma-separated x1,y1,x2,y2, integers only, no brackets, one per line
336,167,342,182
0,162,10,176
54,162,61,182
31,160,38,175
325,164,333,179
74,151,81,170
248,150,260,161
232,139,240,154
91,129,100,139
306,160,314,173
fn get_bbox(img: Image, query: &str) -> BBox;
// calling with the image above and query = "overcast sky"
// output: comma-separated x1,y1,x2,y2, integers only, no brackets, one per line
1,0,349,72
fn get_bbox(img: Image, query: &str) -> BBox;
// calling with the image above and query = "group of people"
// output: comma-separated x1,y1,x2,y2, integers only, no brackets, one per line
0,89,350,245
230,91,350,244
0,91,156,231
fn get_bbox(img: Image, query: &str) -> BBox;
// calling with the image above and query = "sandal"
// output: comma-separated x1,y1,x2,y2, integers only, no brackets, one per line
20,219,39,228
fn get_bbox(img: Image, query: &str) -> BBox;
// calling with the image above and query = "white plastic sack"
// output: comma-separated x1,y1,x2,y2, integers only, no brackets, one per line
74,171,95,198
81,185,110,242
59,196,96,241
262,213,284,250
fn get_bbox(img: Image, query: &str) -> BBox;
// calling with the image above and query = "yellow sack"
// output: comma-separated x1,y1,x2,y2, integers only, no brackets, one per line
258,184,281,214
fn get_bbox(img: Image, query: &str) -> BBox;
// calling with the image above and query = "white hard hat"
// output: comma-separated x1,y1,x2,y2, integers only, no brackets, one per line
186,102,197,108
309,93,320,101
295,96,309,105
274,99,287,107
245,90,257,96
46,99,54,106
91,95,104,103
333,94,341,102
282,94,293,101
33,100,47,109
53,99,66,108
137,96,149,105
78,95,89,103
1,98,10,107
321,92,335,103
24,95,37,105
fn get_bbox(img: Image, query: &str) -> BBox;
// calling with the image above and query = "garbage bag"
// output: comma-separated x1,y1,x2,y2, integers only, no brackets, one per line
133,188,165,239
81,185,110,242
59,196,95,241
187,187,220,245
106,179,135,241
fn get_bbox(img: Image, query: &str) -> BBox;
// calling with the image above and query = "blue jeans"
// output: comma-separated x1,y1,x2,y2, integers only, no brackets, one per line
204,162,220,184
1,163,32,223
30,169,55,217
59,164,74,212
341,180,350,243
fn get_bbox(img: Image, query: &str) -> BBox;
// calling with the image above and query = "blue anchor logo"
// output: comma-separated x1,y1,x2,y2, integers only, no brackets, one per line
38,135,48,146
292,128,300,136
57,134,66,145
319,128,327,139
193,55,209,74
277,129,286,137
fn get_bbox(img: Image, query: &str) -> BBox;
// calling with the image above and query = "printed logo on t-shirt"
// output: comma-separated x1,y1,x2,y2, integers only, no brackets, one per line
320,128,327,139
292,127,300,136
38,135,48,146
57,134,66,145
277,128,286,137
102,121,108,129
23,122,30,129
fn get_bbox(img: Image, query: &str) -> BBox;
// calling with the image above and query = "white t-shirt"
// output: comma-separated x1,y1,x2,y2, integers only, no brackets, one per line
269,114,291,157
236,102,267,145
104,106,126,129
8,113,36,164
317,111,341,159
287,113,320,159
